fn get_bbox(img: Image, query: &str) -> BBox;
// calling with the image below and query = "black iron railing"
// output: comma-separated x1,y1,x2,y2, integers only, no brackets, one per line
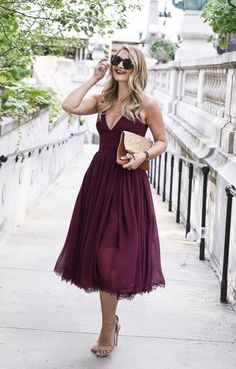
149,150,210,261
221,184,236,303
149,151,236,304
0,132,83,169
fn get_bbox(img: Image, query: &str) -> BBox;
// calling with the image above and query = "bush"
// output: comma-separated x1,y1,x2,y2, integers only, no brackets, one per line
150,38,178,63
0,82,55,121
0,65,32,82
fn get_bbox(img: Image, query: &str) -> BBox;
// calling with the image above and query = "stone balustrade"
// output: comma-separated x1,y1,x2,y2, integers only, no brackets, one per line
148,52,236,304
183,69,198,105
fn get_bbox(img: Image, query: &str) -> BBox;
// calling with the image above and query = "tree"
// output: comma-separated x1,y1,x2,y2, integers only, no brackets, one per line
0,0,141,69
201,0,236,49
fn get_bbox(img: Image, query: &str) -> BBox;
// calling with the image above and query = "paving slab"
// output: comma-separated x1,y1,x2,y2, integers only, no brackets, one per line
0,144,236,369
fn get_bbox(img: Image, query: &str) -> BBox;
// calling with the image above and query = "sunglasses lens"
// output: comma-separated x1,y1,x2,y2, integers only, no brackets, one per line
111,55,121,66
110,55,133,70
123,59,133,70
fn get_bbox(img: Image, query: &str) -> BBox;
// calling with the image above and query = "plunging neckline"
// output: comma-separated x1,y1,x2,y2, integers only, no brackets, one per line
104,114,123,131
103,113,147,131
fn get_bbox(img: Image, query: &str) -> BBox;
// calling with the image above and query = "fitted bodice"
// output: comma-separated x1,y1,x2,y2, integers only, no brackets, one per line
96,114,148,155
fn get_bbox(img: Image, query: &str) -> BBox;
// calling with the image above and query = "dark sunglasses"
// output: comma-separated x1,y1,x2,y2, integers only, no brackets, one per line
110,55,134,70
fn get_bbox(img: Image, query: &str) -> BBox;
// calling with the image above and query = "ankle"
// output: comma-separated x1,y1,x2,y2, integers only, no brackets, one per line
102,317,116,326
101,322,116,332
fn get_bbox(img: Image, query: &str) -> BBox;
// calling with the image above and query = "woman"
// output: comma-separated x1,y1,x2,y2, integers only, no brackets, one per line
54,44,167,358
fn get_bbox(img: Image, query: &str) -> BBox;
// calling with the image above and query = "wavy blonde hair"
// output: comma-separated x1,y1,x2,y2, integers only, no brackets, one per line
98,44,148,122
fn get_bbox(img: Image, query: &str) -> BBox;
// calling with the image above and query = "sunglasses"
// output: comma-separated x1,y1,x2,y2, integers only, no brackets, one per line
110,55,134,70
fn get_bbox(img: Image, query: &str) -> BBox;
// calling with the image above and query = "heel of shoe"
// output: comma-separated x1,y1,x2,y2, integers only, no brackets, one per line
114,314,121,346
115,324,121,346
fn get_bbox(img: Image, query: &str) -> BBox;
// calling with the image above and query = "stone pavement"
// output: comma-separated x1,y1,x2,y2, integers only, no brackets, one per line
0,144,236,369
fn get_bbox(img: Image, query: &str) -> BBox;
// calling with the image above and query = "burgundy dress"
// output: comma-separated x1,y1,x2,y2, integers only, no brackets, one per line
54,114,165,300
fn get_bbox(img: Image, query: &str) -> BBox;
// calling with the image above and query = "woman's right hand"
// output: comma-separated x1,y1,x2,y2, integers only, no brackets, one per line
93,58,110,81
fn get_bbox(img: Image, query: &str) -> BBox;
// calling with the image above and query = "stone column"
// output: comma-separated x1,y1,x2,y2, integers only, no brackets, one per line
175,10,217,61
142,0,159,56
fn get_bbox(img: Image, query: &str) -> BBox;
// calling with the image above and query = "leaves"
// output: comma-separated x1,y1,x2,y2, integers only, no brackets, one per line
150,38,178,62
0,76,7,84
0,0,141,68
0,65,32,82
0,83,55,120
0,0,142,121
228,0,236,6
201,0,236,48
219,37,228,50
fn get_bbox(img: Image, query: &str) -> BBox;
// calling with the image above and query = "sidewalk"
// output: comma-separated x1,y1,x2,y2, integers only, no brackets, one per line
0,144,235,369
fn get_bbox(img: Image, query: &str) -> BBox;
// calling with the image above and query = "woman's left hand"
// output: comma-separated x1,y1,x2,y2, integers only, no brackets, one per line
121,152,146,171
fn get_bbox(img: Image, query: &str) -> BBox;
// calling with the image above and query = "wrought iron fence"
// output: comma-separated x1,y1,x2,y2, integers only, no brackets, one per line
149,151,236,304
149,151,210,260
221,185,236,303
0,131,83,169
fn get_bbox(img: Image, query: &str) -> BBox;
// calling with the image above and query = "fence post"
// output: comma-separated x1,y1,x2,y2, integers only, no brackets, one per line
153,157,157,189
0,155,8,169
150,158,153,184
162,152,168,202
157,155,161,195
186,163,193,236
176,158,182,223
168,154,174,212
220,185,235,303
199,165,210,260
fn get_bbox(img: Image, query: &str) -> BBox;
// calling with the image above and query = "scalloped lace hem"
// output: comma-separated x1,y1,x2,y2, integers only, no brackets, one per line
54,270,165,301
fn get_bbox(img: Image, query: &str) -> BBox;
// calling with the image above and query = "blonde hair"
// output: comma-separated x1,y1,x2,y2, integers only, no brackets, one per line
98,44,148,122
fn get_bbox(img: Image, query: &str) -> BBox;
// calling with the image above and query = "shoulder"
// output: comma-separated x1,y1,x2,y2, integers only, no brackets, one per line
140,94,164,129
142,94,161,111
140,95,162,124
94,94,104,104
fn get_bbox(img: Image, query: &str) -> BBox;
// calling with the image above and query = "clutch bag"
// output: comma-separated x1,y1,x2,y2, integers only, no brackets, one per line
116,130,153,170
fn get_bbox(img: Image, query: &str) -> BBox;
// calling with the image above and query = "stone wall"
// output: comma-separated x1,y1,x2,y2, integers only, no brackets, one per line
0,109,86,242
148,52,236,304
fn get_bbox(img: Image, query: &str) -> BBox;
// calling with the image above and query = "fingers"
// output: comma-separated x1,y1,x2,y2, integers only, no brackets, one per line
95,63,110,78
122,155,136,170
98,58,110,70
121,152,146,171
123,164,135,171
98,62,109,69
121,153,134,160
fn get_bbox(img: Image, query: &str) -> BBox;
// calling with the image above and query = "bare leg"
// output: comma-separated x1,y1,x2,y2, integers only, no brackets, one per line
100,290,118,324
91,291,119,357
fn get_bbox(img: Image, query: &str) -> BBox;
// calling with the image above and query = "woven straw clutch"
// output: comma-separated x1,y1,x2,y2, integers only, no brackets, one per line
116,131,153,170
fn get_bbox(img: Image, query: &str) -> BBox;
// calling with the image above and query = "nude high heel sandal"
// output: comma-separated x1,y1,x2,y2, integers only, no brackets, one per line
91,315,121,357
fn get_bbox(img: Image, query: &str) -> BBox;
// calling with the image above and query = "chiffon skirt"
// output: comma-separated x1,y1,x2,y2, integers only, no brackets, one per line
54,151,165,299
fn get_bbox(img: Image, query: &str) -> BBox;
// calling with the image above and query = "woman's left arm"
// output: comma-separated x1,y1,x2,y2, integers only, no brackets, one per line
122,96,168,170
143,96,168,159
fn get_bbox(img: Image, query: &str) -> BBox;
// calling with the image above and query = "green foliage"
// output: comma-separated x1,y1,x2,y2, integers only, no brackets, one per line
33,37,85,58
49,95,64,125
0,0,141,68
79,116,86,125
201,0,236,49
150,38,178,63
0,81,70,126
0,83,55,121
0,0,141,123
0,65,32,82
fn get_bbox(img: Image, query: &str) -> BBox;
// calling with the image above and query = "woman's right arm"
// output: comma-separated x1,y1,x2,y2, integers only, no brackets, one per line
62,58,110,115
